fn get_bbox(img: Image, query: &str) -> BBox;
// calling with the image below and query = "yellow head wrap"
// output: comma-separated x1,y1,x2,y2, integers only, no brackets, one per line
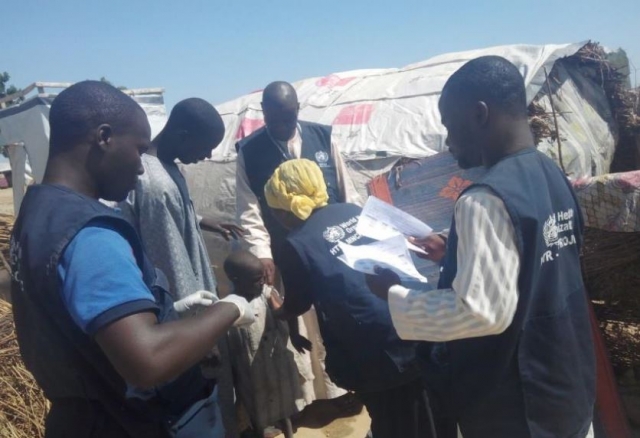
264,159,329,220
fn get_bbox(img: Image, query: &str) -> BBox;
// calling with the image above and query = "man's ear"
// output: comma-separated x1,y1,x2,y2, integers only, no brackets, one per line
96,124,113,152
475,101,489,127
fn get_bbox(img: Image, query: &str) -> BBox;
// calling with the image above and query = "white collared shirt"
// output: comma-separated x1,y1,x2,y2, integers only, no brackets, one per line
236,123,361,259
388,187,520,341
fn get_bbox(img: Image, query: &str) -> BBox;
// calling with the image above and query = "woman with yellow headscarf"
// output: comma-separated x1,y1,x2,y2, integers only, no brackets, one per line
264,158,329,225
264,159,434,438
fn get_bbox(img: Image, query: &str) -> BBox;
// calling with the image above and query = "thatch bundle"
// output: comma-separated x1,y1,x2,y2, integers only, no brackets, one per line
528,41,640,171
528,100,555,146
566,43,640,135
0,300,49,438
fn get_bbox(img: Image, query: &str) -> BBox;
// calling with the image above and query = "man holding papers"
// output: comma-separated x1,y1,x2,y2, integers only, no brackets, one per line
366,56,595,438
262,158,436,438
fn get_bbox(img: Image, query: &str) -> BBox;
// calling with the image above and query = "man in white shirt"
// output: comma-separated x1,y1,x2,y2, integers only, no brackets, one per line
235,81,362,406
235,81,360,283
366,56,595,438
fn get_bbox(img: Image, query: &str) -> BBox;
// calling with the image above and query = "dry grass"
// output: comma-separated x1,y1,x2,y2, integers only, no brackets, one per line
0,300,49,438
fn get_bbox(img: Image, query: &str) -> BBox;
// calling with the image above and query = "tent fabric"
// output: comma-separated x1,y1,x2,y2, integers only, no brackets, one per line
214,43,602,167
0,97,52,183
533,60,617,178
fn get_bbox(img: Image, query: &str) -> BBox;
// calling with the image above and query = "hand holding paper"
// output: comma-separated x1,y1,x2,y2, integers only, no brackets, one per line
357,196,433,255
338,235,428,283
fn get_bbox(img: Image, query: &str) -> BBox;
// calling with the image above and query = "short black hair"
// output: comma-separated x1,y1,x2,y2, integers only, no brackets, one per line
164,98,224,140
49,80,143,153
224,250,262,281
442,56,528,118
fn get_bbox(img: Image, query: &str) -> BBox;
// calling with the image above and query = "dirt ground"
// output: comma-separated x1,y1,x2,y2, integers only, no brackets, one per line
289,401,370,438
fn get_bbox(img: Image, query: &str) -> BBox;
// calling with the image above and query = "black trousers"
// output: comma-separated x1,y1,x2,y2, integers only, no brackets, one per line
357,378,443,438
422,354,531,438
45,399,167,438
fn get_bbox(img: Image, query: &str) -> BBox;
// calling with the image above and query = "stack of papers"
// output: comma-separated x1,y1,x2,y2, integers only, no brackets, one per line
338,235,428,283
337,196,433,283
356,196,432,255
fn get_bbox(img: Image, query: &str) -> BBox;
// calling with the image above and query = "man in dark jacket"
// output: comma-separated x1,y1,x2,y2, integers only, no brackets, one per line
10,81,255,437
367,56,596,438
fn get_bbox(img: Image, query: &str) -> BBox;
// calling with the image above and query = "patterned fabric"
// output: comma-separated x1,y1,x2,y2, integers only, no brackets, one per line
119,154,216,300
572,171,640,232
227,286,311,429
118,154,238,436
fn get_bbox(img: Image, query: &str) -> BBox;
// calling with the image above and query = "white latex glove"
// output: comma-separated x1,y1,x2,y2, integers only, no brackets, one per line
218,294,257,327
173,290,218,314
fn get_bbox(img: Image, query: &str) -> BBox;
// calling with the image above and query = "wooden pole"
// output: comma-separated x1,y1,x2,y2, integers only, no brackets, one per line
543,67,567,174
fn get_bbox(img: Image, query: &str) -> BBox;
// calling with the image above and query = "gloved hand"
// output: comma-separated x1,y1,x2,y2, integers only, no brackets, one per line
218,294,257,327
173,290,218,314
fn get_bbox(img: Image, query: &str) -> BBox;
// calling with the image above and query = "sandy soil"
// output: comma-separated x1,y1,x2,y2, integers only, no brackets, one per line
290,401,370,438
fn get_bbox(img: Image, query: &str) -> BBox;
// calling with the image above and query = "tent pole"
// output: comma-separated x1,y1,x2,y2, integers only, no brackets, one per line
543,67,567,175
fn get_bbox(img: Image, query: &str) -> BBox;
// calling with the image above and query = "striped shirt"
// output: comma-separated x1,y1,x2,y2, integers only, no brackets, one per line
389,187,595,437
388,187,520,342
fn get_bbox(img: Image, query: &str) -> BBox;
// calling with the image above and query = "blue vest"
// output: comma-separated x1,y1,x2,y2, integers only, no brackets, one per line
10,184,209,437
436,149,595,437
286,203,420,393
237,121,341,262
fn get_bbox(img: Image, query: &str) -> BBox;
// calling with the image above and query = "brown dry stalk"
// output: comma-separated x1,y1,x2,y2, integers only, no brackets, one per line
0,300,48,438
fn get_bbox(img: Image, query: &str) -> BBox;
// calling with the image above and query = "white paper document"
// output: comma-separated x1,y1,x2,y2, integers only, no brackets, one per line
338,235,428,283
357,196,433,255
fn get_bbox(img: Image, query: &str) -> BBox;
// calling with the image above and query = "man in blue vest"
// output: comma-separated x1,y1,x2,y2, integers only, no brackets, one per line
366,56,596,437
262,159,435,438
235,80,360,285
235,81,360,405
10,81,256,437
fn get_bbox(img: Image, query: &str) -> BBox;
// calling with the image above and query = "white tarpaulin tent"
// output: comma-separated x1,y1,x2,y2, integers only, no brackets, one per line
210,41,617,173
0,82,167,214
180,41,627,293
